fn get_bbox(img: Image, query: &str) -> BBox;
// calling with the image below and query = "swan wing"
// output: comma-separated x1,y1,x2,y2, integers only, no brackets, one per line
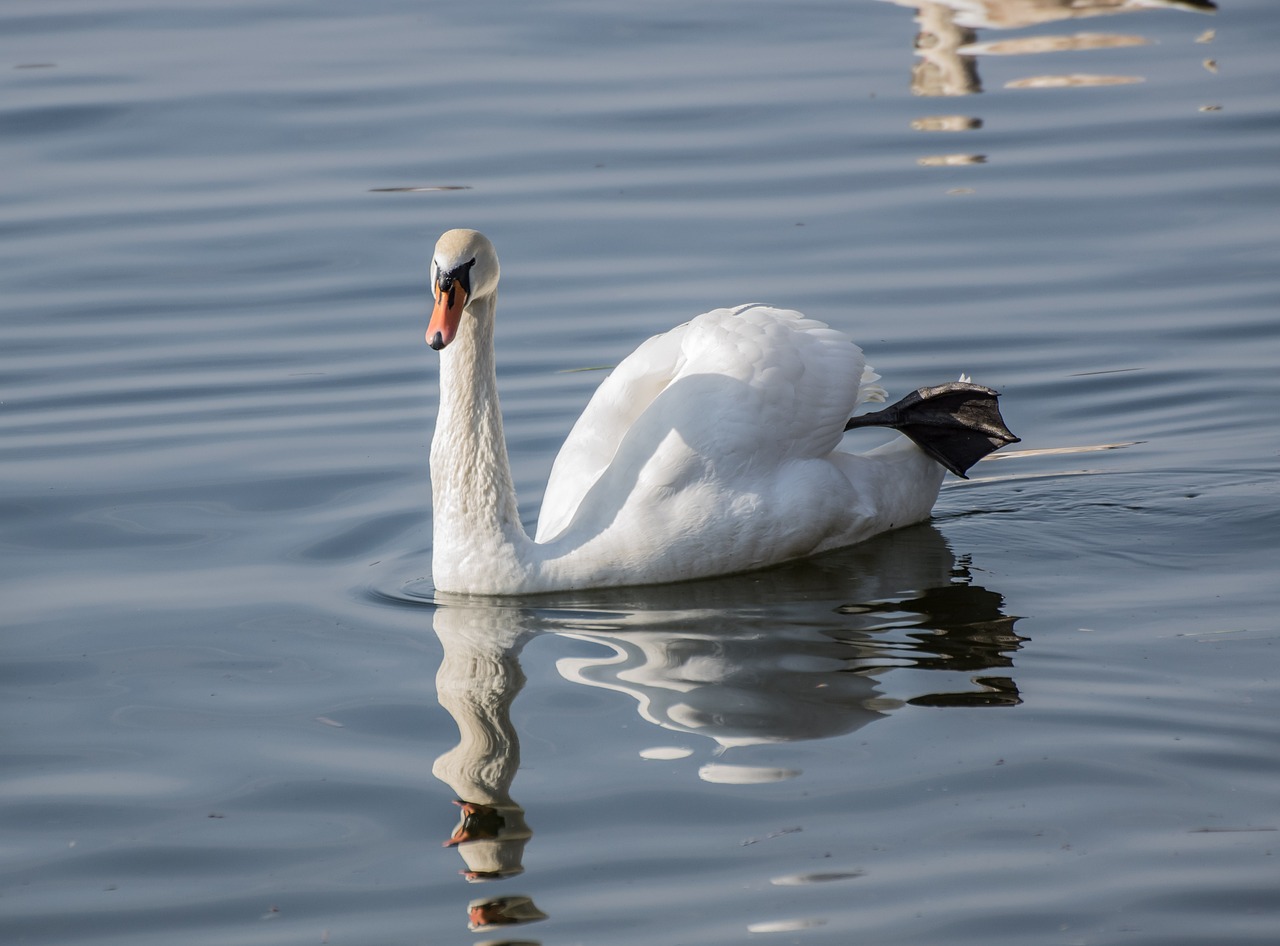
534,319,690,542
534,305,870,542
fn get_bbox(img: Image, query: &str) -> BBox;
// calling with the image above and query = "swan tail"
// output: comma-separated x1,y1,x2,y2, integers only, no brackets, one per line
844,382,1020,479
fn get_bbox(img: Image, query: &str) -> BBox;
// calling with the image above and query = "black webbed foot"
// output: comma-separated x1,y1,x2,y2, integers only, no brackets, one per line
844,382,1020,478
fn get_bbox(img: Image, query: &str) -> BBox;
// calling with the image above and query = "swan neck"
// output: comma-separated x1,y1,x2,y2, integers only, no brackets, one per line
430,292,534,593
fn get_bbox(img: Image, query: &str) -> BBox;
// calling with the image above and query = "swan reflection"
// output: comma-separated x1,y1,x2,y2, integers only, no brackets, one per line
432,616,534,883
879,0,1216,163
554,526,1022,779
430,524,1022,932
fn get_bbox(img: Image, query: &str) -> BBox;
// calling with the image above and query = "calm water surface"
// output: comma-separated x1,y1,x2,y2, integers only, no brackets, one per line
3,1,1278,944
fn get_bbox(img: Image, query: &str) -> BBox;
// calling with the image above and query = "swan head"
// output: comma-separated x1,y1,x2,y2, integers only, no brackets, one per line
427,229,500,351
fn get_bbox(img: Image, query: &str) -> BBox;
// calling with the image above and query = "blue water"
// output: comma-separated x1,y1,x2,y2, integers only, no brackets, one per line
3,1,1278,943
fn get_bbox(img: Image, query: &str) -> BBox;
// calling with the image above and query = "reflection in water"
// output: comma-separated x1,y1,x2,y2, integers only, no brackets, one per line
430,526,1022,932
966,31,1150,55
432,613,536,886
556,527,1023,778
466,894,548,933
912,114,983,131
431,610,547,936
906,2,984,97
889,0,1216,34
881,0,1216,163
1003,73,1145,88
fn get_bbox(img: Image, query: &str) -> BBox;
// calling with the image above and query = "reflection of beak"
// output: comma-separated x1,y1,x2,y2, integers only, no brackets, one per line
467,895,548,932
444,799,504,847
426,281,468,350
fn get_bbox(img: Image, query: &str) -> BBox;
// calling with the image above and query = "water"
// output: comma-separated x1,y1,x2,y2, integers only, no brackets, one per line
2,0,1278,943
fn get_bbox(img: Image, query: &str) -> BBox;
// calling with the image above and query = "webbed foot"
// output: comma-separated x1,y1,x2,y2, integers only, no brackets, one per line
844,382,1020,478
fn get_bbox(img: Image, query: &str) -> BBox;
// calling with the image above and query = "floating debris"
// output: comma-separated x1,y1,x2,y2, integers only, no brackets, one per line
741,826,803,846
1203,58,1218,74
770,870,866,886
1190,826,1277,833
1068,366,1143,377
1199,104,1223,112
1195,29,1216,44
747,917,830,933
369,185,472,193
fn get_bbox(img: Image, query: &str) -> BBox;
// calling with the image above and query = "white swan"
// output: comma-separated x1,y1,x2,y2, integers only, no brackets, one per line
425,229,1017,595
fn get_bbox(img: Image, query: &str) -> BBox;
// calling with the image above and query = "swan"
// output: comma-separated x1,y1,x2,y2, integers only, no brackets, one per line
425,228,1017,595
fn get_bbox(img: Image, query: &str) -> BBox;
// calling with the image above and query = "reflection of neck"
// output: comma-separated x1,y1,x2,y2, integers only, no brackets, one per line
912,3,981,96
433,607,534,880
432,609,528,805
430,293,534,594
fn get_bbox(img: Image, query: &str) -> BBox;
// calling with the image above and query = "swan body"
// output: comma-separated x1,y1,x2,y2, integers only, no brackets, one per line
425,229,1016,595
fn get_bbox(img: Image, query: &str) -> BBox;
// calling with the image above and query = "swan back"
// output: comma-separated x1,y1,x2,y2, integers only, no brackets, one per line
535,305,873,543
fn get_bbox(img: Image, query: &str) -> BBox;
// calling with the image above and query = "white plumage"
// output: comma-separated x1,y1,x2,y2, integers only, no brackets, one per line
424,229,1014,595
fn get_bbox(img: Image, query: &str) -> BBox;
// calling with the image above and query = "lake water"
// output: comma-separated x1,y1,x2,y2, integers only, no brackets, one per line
3,0,1278,943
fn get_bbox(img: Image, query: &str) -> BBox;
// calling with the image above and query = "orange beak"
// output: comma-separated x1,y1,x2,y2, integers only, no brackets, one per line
426,280,468,350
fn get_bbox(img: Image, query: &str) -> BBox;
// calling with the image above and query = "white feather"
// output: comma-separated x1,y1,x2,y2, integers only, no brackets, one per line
427,231,947,595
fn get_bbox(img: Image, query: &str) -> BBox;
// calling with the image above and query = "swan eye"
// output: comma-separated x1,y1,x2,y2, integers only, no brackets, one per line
437,256,478,295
